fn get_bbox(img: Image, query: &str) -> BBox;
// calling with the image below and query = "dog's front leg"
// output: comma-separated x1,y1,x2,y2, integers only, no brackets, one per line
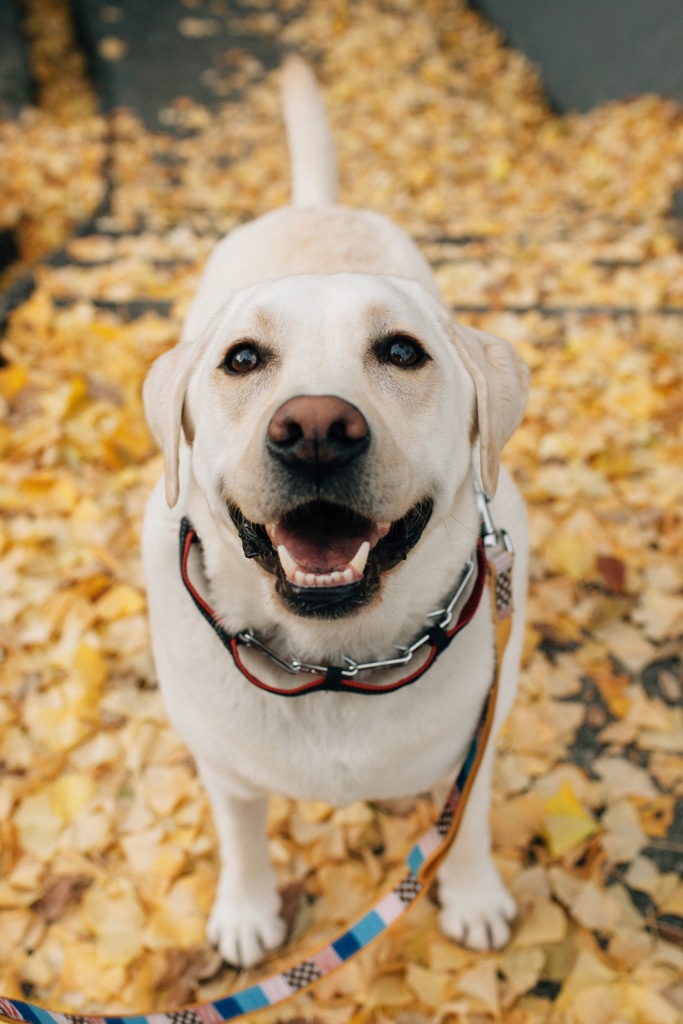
436,739,517,951
198,762,286,967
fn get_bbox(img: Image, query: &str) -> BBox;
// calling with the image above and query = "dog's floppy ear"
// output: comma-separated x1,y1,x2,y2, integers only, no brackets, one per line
450,323,529,496
143,342,198,508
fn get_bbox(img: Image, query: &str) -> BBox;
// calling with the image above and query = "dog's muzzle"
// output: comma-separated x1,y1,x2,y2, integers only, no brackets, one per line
225,394,433,617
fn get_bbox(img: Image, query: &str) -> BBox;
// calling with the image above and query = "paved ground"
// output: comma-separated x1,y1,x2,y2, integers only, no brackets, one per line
471,0,683,111
0,1,33,118
69,0,290,124
0,2,682,1021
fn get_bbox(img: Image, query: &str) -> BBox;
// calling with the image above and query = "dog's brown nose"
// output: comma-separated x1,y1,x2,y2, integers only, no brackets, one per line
267,395,369,471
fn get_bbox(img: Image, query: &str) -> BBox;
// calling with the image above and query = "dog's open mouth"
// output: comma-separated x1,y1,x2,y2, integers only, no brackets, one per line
228,498,434,617
266,504,390,588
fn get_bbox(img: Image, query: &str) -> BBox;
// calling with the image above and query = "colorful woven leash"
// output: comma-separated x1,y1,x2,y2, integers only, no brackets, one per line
0,535,514,1024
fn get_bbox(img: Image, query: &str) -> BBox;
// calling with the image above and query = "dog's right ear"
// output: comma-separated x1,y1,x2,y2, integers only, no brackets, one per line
143,343,198,508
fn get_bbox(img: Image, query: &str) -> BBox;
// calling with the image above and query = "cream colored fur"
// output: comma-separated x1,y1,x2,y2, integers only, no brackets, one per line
142,55,529,968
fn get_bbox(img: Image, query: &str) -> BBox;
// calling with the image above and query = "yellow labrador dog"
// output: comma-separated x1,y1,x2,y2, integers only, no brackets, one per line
142,56,529,968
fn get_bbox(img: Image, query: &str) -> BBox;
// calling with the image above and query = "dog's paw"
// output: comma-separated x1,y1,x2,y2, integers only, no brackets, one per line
208,890,286,968
438,872,517,951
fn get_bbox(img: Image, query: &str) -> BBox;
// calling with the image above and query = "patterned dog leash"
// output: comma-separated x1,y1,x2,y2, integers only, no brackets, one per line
0,507,514,1024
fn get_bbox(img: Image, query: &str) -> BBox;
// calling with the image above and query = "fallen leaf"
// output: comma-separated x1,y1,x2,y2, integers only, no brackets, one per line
454,959,501,1015
542,780,601,856
511,897,568,948
31,875,93,924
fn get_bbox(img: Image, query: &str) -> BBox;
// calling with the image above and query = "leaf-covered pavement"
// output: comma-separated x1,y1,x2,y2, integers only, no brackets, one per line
0,1,682,1021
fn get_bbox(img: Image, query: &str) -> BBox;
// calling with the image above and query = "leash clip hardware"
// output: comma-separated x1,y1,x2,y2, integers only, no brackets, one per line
474,479,515,558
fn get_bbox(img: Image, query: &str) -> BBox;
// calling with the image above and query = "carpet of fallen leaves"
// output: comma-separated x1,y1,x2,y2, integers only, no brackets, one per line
1,1,683,1022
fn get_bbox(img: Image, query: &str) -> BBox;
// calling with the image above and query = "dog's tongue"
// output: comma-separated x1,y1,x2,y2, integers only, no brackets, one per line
273,529,365,572
268,520,370,577
265,513,390,588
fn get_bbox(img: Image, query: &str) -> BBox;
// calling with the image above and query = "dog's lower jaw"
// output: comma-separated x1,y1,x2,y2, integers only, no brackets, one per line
275,565,382,618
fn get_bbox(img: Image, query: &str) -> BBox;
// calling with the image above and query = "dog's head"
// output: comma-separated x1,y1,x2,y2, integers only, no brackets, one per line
144,274,527,618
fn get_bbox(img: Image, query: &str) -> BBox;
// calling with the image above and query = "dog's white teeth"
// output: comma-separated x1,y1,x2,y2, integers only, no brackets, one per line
283,542,371,589
289,566,359,589
350,540,370,577
291,569,343,587
277,544,298,579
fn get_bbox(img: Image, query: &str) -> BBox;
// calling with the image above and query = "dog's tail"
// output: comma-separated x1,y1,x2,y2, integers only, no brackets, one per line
281,54,338,206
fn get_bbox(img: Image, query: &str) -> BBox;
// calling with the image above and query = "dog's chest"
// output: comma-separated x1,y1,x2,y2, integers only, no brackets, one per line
173,662,487,804
143,484,497,804
147,588,493,805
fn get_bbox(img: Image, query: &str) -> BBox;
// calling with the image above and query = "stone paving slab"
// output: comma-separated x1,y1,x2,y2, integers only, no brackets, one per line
0,0,33,118
70,0,292,126
0,0,33,277
471,0,683,112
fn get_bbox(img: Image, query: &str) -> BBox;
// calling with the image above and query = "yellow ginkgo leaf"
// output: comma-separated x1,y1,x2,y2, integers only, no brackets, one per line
542,781,600,856
0,364,29,400
94,582,146,621
52,773,97,822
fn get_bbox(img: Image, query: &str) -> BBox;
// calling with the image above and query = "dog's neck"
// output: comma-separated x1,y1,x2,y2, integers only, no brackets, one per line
184,473,480,666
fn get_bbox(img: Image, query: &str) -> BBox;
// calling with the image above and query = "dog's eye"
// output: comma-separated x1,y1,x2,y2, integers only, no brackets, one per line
378,335,429,369
222,342,262,374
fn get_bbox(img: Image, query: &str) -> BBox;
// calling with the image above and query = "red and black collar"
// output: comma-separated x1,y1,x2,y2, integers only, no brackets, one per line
179,516,487,696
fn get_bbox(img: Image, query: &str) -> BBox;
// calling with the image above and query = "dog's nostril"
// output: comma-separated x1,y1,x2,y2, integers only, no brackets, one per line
329,419,354,445
282,419,303,444
267,395,369,468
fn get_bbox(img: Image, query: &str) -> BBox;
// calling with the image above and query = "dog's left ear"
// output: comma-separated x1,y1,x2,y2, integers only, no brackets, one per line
450,322,529,496
143,341,198,508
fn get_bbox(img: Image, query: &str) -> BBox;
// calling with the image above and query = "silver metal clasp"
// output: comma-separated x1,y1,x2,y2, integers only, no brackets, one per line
474,478,514,556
